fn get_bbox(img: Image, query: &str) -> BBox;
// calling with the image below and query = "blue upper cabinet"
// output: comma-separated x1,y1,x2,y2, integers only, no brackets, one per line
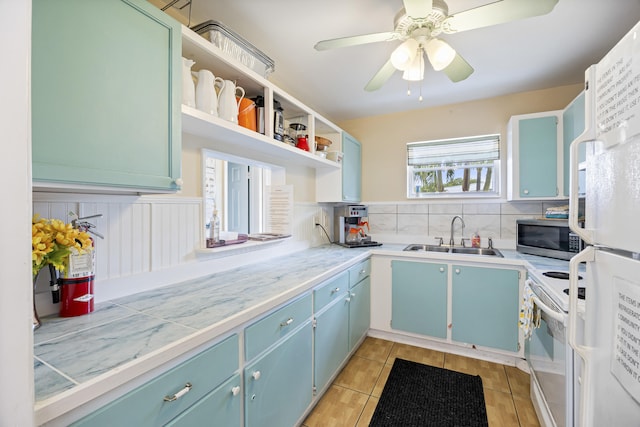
317,131,362,202
562,91,586,197
32,0,182,192
341,132,362,202
507,111,563,200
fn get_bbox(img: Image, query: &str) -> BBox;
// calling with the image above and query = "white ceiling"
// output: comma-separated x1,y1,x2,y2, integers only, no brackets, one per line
167,0,640,122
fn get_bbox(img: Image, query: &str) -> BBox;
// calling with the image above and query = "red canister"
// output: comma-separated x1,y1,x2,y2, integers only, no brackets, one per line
59,275,95,317
296,136,310,151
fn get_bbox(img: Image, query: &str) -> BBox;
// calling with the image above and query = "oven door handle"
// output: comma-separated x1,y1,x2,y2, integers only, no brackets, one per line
527,286,566,324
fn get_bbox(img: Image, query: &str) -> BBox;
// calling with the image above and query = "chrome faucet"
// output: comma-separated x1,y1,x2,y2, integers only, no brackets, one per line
450,215,465,247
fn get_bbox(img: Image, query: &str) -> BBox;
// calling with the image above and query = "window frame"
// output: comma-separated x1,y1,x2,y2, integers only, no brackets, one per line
406,134,501,199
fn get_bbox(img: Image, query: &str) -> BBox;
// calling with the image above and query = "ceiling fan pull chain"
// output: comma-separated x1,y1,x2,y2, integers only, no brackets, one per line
407,81,411,96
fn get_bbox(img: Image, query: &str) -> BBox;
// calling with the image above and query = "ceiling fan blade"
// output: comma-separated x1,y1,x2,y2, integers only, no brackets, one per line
365,59,397,92
403,0,433,18
444,0,558,33
314,32,399,51
442,54,474,82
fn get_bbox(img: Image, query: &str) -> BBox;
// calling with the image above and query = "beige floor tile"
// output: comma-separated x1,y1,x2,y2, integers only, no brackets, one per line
305,339,541,427
386,342,445,367
353,337,393,363
303,385,368,427
444,353,510,393
513,394,541,427
355,396,379,427
333,355,384,394
371,364,392,397
484,388,520,427
505,365,531,397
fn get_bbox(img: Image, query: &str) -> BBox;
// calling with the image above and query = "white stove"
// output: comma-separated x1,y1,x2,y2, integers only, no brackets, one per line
528,268,585,312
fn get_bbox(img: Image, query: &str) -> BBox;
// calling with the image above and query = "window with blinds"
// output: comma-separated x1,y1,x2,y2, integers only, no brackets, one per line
406,134,500,197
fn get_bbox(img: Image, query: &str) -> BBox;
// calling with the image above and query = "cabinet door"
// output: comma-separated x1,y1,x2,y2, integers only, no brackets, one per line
391,261,447,339
451,265,520,352
165,374,241,427
314,296,349,393
32,0,182,191
562,91,586,196
72,334,238,427
518,115,558,198
349,277,370,351
342,132,362,202
245,322,313,427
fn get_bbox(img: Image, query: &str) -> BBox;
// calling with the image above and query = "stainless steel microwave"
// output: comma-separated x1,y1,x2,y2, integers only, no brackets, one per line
516,219,584,260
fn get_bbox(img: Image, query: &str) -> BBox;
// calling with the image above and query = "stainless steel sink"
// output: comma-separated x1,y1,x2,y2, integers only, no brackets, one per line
402,244,503,257
450,247,503,257
403,244,450,252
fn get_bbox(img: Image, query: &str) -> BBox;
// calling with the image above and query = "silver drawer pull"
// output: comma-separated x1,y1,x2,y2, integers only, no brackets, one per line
360,269,366,275
280,318,294,327
331,287,340,294
231,385,241,396
164,383,192,402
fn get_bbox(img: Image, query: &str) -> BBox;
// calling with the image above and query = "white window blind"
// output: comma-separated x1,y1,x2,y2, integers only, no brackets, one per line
407,134,500,166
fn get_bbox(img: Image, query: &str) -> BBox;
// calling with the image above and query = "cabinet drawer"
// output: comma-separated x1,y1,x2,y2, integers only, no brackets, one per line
72,334,239,427
165,373,241,427
245,294,312,361
313,271,349,312
348,259,371,288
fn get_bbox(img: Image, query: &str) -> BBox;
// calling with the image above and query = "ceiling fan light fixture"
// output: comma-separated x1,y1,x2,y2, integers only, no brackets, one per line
390,38,419,71
425,38,456,71
402,49,424,81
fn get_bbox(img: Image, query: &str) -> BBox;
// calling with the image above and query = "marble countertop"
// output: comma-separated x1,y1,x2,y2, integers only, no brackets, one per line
33,242,567,424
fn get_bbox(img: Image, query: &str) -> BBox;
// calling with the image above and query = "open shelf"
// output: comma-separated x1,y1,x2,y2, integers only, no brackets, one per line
181,26,343,171
182,105,341,169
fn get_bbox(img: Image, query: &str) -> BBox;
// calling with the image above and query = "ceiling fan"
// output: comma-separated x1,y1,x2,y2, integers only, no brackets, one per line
314,0,559,92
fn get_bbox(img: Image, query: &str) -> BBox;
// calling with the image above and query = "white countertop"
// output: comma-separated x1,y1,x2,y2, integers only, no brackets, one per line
33,242,566,424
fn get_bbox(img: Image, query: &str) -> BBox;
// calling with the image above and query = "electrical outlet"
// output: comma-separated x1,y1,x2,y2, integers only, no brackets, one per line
313,215,320,227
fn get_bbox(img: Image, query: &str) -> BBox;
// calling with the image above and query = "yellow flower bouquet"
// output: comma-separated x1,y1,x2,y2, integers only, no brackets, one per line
31,214,93,276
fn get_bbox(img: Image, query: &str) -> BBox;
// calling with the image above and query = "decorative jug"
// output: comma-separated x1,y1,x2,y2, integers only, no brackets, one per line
182,57,196,108
218,80,245,123
192,69,224,116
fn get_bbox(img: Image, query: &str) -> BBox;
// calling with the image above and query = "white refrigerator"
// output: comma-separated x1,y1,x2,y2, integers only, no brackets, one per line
568,20,640,426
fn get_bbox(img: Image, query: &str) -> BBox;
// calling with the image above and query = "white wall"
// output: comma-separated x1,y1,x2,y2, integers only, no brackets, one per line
0,0,35,425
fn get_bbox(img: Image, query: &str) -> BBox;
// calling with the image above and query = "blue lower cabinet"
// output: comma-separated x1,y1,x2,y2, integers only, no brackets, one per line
314,295,350,393
391,260,448,338
452,265,520,352
165,374,241,427
244,322,313,427
71,334,239,427
349,277,370,351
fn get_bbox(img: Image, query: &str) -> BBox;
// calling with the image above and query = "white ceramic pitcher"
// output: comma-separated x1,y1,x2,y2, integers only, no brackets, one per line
218,80,245,123
192,69,224,116
182,57,196,108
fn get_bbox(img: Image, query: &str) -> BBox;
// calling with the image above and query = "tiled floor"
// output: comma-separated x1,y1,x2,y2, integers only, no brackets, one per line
302,337,540,427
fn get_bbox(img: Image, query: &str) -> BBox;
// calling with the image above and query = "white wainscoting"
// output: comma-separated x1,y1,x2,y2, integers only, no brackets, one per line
32,193,334,315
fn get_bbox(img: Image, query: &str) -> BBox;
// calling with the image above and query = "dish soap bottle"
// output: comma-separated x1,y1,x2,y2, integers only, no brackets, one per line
471,231,481,248
210,210,220,243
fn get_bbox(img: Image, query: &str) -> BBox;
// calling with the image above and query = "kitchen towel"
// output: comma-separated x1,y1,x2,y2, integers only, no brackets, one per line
519,284,541,340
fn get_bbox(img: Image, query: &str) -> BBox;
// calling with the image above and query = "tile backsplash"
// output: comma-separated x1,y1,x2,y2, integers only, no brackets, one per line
366,200,569,244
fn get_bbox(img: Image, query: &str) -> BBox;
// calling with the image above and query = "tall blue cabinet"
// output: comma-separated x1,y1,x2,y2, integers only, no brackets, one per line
32,0,182,192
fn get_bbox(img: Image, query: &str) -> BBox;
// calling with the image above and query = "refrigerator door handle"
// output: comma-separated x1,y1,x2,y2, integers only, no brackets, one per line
569,66,597,244
569,246,594,359
569,246,596,426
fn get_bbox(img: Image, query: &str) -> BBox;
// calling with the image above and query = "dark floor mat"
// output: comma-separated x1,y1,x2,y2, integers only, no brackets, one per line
369,358,488,427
